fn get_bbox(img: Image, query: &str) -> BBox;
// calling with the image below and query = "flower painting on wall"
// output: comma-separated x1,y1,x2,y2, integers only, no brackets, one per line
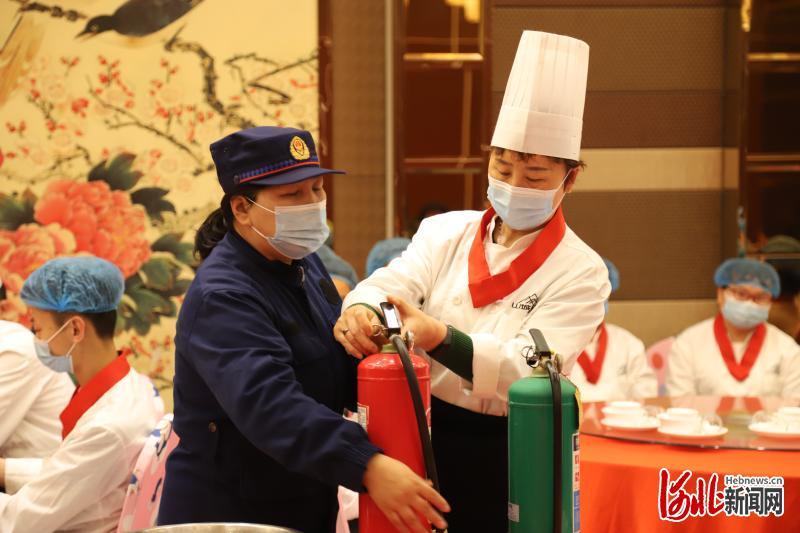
0,0,319,406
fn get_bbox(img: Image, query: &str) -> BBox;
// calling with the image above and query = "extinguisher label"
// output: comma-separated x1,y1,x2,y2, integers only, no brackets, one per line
507,502,520,523
357,403,369,432
572,432,580,532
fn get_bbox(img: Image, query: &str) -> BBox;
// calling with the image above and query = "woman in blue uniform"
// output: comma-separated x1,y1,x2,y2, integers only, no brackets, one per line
158,127,448,533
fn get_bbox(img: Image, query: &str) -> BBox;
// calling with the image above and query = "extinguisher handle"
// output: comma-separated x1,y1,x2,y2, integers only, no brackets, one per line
380,302,403,336
528,328,552,357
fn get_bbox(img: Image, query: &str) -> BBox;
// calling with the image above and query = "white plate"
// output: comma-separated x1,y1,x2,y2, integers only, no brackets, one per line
657,426,728,439
601,417,660,431
749,422,800,440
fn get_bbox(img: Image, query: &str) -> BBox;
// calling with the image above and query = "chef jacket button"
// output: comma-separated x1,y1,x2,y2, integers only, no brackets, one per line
452,296,462,306
208,422,217,433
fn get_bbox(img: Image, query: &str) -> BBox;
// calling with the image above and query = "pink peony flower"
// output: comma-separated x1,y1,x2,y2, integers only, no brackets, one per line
34,179,151,278
0,223,78,324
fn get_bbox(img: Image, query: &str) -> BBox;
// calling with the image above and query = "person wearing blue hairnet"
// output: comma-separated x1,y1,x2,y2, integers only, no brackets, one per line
158,127,448,533
366,237,412,278
0,277,74,476
667,258,800,398
0,256,162,532
317,244,359,298
567,259,657,402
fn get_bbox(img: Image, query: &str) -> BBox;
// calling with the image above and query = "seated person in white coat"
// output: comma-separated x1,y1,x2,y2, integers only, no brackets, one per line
333,31,610,532
0,257,162,533
666,258,800,398
1,279,74,467
568,258,657,402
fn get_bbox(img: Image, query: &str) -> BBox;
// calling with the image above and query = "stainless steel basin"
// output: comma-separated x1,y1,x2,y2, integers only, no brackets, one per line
135,524,300,533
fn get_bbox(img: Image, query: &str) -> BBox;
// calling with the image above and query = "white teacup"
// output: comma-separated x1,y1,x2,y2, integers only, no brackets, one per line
659,408,703,433
775,407,800,431
602,401,645,417
602,402,660,426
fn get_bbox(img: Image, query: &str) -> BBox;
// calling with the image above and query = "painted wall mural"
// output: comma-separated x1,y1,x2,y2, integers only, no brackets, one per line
0,0,319,407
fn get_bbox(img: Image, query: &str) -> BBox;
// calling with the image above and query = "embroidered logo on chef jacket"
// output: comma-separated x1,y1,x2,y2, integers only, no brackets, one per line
289,135,311,160
512,293,539,312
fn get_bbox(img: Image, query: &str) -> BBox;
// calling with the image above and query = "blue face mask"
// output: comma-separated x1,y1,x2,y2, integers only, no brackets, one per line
34,319,76,374
721,297,770,330
487,173,570,231
248,198,330,260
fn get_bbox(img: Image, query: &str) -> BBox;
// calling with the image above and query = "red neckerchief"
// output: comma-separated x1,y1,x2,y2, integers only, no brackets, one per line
60,355,130,439
467,207,566,308
716,396,764,415
576,323,608,384
712,313,766,383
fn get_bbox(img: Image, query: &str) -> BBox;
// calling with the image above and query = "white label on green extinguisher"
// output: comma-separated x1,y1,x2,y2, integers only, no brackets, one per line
572,432,580,533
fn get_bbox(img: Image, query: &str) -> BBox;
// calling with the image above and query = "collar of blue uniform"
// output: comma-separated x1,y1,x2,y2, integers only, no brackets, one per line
226,230,307,285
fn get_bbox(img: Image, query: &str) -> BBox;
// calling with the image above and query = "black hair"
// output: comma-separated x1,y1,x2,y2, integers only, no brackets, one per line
0,283,6,301
194,186,261,261
489,146,586,171
55,310,117,340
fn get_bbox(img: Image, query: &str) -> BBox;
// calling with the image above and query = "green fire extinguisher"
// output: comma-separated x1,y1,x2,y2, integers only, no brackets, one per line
508,329,581,533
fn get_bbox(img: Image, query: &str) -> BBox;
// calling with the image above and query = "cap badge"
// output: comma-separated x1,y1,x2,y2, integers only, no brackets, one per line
289,136,310,161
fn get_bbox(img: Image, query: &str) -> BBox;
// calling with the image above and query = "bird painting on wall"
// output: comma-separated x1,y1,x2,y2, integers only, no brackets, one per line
76,0,205,40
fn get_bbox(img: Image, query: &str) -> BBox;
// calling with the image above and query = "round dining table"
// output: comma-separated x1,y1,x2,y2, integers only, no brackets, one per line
579,396,800,533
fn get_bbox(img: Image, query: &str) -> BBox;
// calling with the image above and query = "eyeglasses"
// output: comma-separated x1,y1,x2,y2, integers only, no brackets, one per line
725,286,772,306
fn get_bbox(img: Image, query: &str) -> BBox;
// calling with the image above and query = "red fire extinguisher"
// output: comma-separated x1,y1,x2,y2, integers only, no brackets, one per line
357,302,442,533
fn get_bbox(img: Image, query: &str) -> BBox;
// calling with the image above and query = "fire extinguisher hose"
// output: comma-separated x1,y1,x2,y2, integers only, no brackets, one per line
390,333,444,533
544,358,562,533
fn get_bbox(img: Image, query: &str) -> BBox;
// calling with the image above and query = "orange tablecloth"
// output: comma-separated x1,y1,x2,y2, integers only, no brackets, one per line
580,434,800,532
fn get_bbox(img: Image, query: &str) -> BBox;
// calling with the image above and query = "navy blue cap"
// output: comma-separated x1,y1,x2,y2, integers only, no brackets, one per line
210,126,344,194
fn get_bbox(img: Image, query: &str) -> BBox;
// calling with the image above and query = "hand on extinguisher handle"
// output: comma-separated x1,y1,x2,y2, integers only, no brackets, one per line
363,454,450,533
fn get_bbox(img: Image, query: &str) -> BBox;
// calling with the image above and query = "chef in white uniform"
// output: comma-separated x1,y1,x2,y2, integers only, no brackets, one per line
667,258,800,398
1,279,74,464
568,258,657,402
0,257,162,533
334,31,609,532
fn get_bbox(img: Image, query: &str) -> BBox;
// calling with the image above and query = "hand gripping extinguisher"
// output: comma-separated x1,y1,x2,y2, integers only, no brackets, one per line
508,329,581,533
357,302,444,533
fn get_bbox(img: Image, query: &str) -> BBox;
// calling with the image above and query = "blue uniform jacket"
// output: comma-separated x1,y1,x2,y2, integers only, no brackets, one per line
158,230,380,531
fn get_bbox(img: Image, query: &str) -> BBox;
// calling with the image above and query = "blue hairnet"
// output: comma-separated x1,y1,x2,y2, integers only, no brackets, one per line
713,258,780,298
366,238,412,278
602,258,620,293
317,245,358,289
21,256,125,313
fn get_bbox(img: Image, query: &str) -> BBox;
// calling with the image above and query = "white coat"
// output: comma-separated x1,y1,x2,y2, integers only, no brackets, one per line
0,362,162,533
567,323,657,402
0,320,73,460
666,318,800,398
343,211,610,415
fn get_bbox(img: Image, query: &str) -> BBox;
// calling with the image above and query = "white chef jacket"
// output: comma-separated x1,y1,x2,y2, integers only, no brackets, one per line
0,320,74,460
567,323,657,402
343,211,610,415
0,364,162,533
666,317,800,398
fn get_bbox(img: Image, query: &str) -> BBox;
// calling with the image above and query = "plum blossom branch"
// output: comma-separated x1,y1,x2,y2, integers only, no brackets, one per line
87,78,205,169
164,30,255,130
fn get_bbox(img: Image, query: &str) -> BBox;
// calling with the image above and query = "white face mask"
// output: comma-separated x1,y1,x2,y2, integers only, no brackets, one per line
487,172,569,231
33,319,77,374
247,198,330,260
721,294,770,330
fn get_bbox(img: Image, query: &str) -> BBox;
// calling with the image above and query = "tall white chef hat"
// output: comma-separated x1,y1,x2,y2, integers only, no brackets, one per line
491,31,590,161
